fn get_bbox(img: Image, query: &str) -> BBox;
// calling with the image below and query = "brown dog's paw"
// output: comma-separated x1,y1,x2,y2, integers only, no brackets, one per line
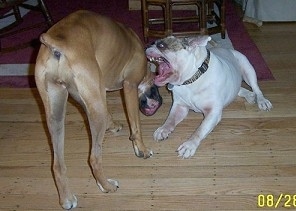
97,179,119,193
60,194,78,210
133,144,153,159
106,122,123,133
141,149,154,159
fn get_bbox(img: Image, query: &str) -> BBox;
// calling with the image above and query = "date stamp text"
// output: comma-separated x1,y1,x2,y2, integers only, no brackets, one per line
258,194,296,208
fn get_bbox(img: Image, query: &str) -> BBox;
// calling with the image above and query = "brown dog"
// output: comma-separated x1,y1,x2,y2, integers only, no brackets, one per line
35,10,162,209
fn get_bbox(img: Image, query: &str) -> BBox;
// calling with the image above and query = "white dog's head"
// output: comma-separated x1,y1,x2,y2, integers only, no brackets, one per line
146,36,211,86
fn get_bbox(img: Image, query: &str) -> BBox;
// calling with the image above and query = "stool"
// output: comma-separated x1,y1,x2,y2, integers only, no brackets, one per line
207,0,225,37
141,0,225,42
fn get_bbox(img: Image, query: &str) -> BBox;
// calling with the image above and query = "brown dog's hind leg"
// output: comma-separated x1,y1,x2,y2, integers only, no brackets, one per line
40,81,78,209
106,113,123,133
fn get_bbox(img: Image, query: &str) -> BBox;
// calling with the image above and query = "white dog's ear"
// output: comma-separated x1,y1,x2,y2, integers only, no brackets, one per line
188,36,212,47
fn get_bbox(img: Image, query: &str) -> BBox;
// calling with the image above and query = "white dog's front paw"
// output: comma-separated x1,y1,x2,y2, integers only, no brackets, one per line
154,126,172,141
257,95,273,111
177,141,199,159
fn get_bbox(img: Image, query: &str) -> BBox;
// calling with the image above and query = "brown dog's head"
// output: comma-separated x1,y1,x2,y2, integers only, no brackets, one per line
138,70,162,116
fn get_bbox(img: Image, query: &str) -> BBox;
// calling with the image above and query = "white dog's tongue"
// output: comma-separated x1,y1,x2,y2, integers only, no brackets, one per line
154,63,172,86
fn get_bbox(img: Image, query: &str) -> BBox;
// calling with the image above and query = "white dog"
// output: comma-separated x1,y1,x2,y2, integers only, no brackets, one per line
146,36,272,158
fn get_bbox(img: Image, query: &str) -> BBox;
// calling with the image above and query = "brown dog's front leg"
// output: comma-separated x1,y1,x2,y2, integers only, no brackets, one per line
123,81,153,158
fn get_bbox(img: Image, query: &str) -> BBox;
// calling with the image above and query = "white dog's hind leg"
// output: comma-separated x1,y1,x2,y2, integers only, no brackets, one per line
243,73,273,111
234,51,273,111
238,87,256,104
255,94,273,111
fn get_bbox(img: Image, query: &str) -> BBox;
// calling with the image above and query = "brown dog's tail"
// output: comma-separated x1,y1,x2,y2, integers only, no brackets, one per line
40,33,62,60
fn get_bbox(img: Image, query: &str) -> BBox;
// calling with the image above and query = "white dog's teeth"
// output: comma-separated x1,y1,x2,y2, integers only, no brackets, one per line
150,57,156,62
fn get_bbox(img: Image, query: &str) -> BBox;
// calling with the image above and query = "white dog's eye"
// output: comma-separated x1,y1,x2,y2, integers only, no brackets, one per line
156,41,166,50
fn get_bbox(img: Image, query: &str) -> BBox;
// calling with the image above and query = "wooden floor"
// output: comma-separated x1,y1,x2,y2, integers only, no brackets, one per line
1,17,296,211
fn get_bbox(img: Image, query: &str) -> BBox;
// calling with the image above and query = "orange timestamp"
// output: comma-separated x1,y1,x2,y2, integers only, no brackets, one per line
257,194,296,208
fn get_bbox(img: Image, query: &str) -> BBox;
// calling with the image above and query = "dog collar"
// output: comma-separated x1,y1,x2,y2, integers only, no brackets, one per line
168,49,210,90
182,49,211,85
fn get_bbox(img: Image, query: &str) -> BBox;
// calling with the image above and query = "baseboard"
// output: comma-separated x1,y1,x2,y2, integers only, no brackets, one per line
0,64,35,76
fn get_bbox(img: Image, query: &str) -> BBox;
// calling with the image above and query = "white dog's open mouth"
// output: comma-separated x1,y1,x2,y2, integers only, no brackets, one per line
147,56,172,86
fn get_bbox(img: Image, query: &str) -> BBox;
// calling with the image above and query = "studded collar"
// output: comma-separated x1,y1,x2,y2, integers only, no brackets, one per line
168,49,211,90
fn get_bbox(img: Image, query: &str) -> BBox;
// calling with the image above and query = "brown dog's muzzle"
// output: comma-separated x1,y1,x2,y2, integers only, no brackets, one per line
139,84,162,116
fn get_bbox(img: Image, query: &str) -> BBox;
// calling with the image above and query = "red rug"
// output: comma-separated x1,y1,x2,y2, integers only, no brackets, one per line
0,0,274,88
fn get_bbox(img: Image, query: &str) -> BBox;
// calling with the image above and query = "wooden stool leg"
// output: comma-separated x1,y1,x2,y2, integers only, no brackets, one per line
141,0,149,42
200,1,207,35
220,0,226,39
167,1,172,35
38,0,54,26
